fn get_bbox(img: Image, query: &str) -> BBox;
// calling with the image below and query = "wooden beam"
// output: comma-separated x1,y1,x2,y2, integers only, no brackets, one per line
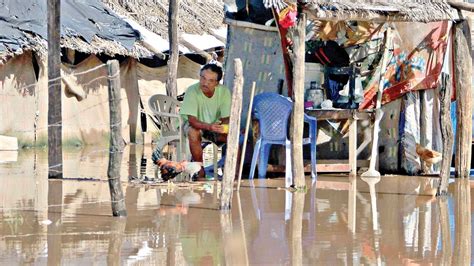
107,60,127,217
289,13,306,188
47,0,63,179
210,30,227,43
220,58,244,210
304,10,460,23
140,41,166,60
449,1,474,13
179,38,212,62
305,109,373,120
166,0,179,98
224,18,279,32
454,18,472,178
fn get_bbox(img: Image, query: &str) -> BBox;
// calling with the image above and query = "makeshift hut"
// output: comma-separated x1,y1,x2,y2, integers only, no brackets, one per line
223,0,472,176
0,0,154,146
0,0,228,147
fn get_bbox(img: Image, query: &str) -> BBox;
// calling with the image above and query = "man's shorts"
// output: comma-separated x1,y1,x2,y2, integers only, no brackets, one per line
183,121,226,147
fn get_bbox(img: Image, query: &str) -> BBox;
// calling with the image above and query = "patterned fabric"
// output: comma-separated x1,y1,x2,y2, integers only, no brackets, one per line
360,21,451,109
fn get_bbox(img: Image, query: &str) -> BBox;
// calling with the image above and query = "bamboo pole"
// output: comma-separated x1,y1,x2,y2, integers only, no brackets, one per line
220,59,244,210
47,0,63,179
166,0,179,98
289,13,306,188
107,60,127,217
454,18,472,178
237,81,256,190
439,73,453,194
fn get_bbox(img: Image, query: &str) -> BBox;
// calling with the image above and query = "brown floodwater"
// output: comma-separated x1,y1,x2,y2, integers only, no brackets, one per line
0,145,472,265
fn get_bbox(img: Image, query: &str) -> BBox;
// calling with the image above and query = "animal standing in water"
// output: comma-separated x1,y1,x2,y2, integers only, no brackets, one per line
415,143,442,174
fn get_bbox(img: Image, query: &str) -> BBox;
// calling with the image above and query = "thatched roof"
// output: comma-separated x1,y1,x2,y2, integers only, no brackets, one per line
102,0,226,42
262,0,460,22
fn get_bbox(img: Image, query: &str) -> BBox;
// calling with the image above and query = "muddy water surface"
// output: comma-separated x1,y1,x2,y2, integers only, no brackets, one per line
0,145,472,265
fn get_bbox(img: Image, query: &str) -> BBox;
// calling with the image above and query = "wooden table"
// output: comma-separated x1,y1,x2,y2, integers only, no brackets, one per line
304,109,374,176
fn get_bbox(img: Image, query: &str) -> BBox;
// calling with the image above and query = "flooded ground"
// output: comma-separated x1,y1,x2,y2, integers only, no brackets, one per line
0,145,472,265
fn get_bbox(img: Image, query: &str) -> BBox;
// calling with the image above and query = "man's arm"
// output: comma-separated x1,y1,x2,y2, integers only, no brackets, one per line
188,115,226,134
220,117,229,124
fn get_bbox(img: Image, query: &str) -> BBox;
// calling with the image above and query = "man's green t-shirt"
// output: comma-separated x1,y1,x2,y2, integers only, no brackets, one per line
180,83,231,124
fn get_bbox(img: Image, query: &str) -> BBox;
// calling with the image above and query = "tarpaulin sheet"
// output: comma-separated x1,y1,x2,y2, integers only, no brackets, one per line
360,21,451,109
0,0,139,53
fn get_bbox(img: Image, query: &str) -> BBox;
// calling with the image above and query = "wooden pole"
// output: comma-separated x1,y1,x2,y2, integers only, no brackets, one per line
220,59,244,210
166,0,179,98
47,0,63,179
107,60,127,217
454,18,472,178
289,13,306,188
237,81,256,190
439,73,454,194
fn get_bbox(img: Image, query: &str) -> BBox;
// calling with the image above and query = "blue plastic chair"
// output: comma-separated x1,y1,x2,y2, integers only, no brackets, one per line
249,92,317,186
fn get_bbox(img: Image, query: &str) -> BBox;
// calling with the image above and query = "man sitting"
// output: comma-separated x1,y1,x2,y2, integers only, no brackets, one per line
179,63,231,180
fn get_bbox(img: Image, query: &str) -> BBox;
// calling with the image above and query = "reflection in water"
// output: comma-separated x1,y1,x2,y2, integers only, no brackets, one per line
47,181,63,265
452,179,471,265
289,191,305,266
360,176,381,265
0,147,473,264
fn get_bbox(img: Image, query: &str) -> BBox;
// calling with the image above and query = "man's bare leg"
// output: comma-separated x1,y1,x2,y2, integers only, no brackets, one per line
188,127,205,178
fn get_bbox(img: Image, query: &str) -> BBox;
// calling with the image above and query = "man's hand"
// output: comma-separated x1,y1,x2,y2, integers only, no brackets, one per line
209,123,226,134
188,115,229,134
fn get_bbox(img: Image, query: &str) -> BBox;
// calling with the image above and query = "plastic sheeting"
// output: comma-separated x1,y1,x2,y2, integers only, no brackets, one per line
0,0,139,53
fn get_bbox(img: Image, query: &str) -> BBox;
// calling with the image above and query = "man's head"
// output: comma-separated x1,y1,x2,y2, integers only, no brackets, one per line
199,63,223,94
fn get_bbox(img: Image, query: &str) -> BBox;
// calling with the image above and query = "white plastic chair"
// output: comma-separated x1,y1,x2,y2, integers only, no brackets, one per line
148,94,185,161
